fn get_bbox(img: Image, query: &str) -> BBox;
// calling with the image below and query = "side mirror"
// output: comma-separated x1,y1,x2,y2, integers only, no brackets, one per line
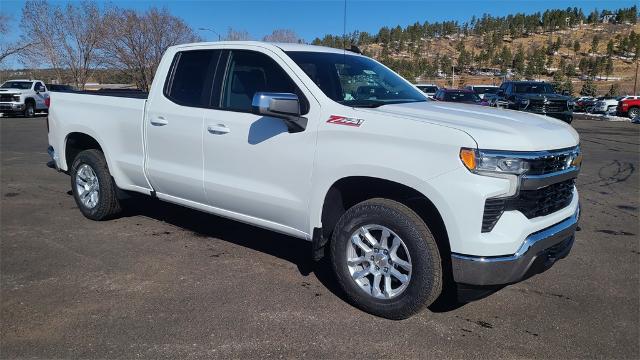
252,92,307,133
562,90,570,96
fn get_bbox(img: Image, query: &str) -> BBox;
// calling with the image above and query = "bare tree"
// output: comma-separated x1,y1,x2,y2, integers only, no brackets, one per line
99,7,200,91
224,28,251,41
0,15,32,65
263,29,302,43
20,0,104,88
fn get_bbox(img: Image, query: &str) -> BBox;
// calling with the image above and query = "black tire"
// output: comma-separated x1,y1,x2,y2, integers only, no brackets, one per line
24,102,35,118
70,149,122,220
564,115,573,124
330,198,442,319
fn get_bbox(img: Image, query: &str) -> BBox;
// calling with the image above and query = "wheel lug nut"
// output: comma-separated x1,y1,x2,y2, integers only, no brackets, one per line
375,266,380,271
384,267,389,272
383,250,388,255
370,255,375,261
374,248,379,253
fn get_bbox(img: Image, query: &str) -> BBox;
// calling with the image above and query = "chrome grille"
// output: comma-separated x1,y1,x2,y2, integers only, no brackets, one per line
528,99,567,113
481,179,575,232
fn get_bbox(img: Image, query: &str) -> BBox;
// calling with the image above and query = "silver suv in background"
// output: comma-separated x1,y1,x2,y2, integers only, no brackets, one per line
0,79,49,117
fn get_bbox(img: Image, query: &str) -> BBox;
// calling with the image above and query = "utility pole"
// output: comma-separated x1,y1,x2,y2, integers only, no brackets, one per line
634,59,638,96
452,65,456,88
198,28,222,41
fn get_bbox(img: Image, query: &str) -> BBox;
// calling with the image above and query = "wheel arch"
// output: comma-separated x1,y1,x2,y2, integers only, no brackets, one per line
315,176,451,265
64,132,106,172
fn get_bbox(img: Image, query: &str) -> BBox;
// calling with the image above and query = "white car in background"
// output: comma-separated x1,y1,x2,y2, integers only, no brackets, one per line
464,85,500,100
414,83,439,98
0,79,50,117
592,97,619,115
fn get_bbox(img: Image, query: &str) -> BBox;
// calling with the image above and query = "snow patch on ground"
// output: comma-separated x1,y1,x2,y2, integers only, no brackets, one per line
579,113,637,123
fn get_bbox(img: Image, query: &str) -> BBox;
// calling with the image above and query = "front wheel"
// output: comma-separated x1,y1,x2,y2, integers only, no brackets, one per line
627,107,639,119
23,103,35,117
70,149,122,220
330,198,442,319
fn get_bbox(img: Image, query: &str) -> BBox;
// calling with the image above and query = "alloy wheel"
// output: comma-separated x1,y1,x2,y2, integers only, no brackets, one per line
346,224,412,299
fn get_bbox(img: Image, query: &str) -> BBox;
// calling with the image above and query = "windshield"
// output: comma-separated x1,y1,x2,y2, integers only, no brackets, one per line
473,87,498,94
286,51,427,107
1,81,33,90
444,92,480,102
513,83,556,94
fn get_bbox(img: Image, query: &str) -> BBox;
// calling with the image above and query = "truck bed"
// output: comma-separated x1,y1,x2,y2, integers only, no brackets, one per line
47,91,151,194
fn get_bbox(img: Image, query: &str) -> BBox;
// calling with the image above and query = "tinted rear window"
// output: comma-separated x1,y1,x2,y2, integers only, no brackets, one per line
165,50,221,107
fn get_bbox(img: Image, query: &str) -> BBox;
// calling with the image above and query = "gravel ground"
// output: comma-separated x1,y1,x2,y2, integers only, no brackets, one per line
1,115,638,359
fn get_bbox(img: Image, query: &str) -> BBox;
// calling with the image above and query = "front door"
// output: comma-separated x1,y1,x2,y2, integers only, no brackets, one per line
202,49,319,234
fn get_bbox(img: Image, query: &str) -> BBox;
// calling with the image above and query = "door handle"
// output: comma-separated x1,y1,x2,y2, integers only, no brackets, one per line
207,124,230,135
150,116,168,126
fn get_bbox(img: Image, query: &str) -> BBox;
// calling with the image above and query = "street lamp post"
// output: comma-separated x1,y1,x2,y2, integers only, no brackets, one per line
198,28,222,41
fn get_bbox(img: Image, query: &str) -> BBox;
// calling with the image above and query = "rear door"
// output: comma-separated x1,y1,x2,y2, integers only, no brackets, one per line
145,49,221,202
200,48,319,234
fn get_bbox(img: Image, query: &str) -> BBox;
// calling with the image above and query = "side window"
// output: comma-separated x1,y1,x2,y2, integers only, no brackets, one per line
164,49,221,107
220,50,308,114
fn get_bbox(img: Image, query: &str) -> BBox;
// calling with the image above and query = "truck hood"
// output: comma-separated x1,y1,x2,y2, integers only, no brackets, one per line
360,101,579,151
0,89,22,94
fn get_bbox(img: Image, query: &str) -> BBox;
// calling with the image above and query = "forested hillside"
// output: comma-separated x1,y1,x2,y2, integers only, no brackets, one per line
312,6,639,95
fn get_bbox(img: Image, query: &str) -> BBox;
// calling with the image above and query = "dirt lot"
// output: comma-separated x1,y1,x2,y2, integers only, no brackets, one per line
1,115,638,359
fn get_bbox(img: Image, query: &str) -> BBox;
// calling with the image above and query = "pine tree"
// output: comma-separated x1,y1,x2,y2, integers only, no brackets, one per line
562,78,574,96
607,83,620,97
513,45,526,74
580,78,598,96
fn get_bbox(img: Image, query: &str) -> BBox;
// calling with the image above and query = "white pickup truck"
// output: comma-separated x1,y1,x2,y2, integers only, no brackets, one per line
0,79,50,117
47,42,581,319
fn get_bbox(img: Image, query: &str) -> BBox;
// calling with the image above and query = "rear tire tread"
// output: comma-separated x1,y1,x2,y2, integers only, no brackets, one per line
70,149,122,220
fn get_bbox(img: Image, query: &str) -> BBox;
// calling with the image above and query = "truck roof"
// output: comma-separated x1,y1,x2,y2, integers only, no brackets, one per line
172,41,362,55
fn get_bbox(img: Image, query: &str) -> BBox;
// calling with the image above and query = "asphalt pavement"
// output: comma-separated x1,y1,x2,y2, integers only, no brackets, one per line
1,115,638,359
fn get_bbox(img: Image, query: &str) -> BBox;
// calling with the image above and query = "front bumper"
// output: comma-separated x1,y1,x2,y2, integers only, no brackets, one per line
451,205,579,286
0,102,25,111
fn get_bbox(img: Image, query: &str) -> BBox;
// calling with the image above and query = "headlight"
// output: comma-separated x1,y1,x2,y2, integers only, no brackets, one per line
516,98,529,107
12,95,20,102
460,148,530,175
568,100,575,108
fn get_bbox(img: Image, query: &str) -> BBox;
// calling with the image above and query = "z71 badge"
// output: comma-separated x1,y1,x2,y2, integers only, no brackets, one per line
326,115,365,127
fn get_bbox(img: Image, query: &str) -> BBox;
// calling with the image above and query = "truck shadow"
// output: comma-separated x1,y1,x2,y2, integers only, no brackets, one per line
121,195,471,313
121,195,349,301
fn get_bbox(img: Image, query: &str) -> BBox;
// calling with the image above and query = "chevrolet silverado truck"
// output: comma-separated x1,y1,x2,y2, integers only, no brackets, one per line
493,81,574,123
0,79,50,117
47,42,582,319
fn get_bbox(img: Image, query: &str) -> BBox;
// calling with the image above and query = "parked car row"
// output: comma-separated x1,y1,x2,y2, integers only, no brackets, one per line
573,95,639,119
416,81,574,123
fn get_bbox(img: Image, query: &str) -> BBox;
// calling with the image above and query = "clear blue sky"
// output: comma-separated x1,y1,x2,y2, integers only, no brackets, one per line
0,0,636,66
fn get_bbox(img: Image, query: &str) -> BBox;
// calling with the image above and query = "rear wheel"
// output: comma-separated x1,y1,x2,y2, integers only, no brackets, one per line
70,149,122,220
330,198,442,319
